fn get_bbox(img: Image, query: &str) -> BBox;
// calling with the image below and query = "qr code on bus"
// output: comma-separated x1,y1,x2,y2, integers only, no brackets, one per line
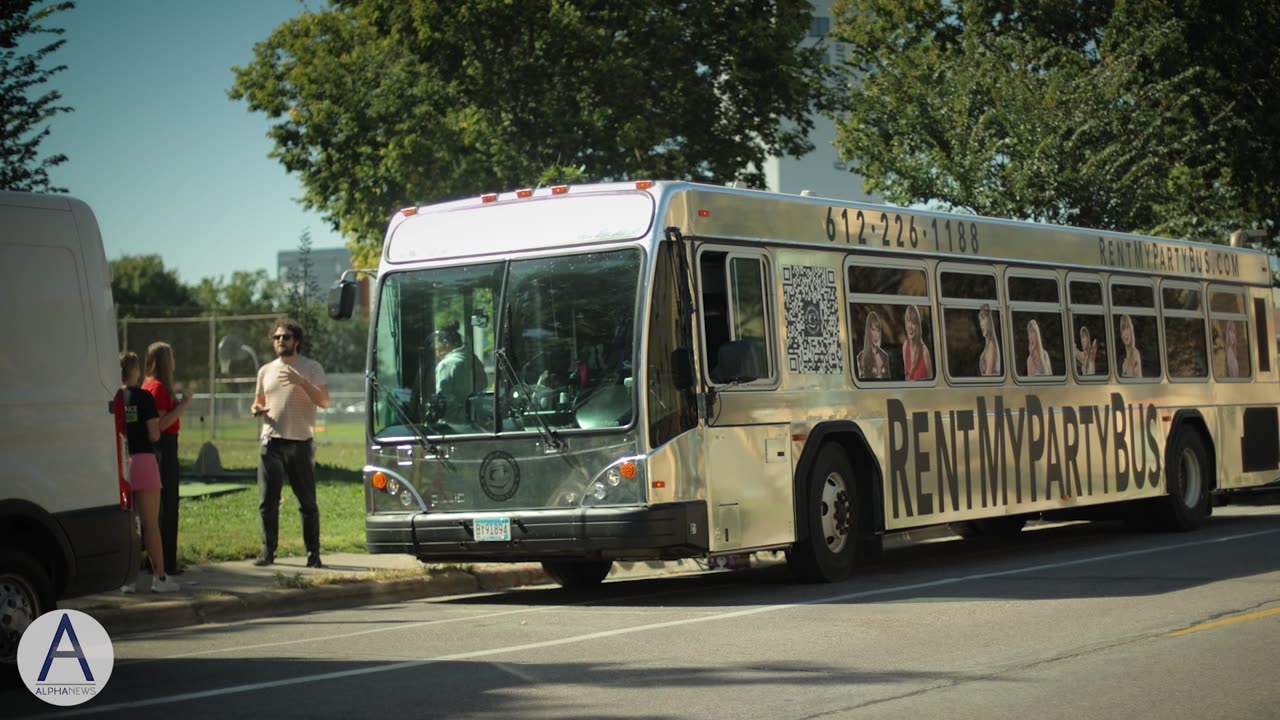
783,265,843,374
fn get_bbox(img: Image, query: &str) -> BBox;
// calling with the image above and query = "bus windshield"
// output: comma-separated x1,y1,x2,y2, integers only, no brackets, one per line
371,248,642,439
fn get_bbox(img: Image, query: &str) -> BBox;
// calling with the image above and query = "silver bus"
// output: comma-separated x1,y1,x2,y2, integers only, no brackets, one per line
329,181,1280,586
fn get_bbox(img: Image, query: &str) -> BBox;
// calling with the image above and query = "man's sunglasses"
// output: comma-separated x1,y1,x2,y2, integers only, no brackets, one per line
272,333,294,341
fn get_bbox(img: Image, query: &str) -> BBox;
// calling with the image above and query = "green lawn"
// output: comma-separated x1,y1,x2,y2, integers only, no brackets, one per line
172,427,369,566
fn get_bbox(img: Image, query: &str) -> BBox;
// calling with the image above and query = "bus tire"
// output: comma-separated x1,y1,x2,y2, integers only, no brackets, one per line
1,549,54,670
541,560,612,588
1159,430,1212,531
787,444,856,583
948,517,1027,538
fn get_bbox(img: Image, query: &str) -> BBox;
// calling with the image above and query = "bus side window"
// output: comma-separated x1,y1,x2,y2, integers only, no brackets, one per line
938,268,1002,382
699,250,732,368
1254,297,1271,373
698,248,774,385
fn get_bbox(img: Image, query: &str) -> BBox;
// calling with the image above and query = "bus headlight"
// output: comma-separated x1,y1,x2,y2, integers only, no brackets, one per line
581,457,644,506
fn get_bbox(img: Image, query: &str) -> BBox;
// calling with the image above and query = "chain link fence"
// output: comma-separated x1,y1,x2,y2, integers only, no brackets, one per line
118,313,368,471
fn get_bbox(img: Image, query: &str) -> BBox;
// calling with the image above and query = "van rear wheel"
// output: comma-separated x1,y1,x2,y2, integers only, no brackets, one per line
541,560,612,587
1,550,54,669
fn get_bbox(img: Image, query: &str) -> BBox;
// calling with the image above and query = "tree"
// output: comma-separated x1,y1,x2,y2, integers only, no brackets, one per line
191,269,287,316
828,0,1279,248
110,254,200,317
1,0,74,192
285,229,322,333
230,0,832,266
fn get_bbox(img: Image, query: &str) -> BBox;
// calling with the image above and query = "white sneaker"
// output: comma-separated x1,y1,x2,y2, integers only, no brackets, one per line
151,576,181,593
120,582,136,594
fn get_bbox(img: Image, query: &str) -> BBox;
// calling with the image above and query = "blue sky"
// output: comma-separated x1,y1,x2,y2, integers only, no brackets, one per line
42,0,345,284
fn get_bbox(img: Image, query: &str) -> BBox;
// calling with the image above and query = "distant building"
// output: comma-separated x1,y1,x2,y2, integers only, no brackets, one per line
277,247,352,292
762,0,880,204
277,246,371,318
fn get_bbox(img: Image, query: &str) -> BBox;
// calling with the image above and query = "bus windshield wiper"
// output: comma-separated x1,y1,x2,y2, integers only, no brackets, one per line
495,347,565,453
367,372,448,450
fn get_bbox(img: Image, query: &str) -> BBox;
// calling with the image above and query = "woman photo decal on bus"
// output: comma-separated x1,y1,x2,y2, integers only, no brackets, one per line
977,303,1001,376
1120,313,1143,377
857,311,890,380
903,304,932,381
1075,325,1099,375
1025,319,1052,376
1224,319,1242,377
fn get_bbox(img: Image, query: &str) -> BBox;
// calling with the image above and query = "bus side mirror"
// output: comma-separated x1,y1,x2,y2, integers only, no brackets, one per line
671,348,694,390
328,276,357,320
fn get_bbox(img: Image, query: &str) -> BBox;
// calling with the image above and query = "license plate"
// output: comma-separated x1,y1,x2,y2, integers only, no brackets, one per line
473,517,511,542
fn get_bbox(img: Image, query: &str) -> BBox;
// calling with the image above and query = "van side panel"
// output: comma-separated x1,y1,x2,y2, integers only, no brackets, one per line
0,194,133,597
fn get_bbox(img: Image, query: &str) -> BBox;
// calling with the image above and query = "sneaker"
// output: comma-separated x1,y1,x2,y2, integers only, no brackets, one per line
120,582,136,594
306,553,322,568
252,553,274,567
151,576,181,593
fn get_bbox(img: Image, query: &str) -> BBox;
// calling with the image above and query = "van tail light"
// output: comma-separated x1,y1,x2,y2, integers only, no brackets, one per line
112,391,132,510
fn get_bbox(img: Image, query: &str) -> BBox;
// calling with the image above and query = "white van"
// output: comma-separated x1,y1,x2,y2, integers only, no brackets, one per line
0,192,137,668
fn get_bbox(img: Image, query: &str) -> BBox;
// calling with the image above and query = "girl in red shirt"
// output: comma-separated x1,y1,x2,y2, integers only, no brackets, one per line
142,341,192,577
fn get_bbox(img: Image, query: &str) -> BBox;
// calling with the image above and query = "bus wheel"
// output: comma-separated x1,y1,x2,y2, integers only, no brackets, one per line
948,517,1027,538
0,549,54,669
541,560,612,588
1160,430,1212,531
787,444,856,583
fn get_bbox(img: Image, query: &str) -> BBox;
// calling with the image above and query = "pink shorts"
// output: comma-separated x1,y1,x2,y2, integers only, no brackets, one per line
127,453,162,492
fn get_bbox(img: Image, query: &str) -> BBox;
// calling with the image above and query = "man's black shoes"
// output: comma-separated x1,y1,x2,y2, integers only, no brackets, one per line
306,552,323,568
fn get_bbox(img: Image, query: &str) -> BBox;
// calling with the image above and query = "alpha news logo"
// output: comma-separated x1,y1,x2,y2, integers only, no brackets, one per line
18,609,114,707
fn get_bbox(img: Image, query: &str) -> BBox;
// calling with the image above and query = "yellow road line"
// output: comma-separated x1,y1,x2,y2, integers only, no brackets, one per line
1171,607,1280,637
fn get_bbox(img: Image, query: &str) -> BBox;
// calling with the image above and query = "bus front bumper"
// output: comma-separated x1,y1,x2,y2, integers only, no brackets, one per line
366,501,709,562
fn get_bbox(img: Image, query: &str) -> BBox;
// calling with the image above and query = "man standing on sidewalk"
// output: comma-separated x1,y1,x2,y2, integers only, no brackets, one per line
251,318,330,568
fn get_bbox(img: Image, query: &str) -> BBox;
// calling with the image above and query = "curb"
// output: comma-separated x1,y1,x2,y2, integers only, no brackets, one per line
90,566,548,637
84,525,959,637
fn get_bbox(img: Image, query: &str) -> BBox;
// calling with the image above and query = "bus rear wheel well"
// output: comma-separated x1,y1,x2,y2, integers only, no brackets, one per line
1168,411,1217,495
793,425,883,558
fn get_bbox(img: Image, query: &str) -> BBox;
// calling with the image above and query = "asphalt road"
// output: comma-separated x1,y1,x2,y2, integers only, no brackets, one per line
7,506,1279,720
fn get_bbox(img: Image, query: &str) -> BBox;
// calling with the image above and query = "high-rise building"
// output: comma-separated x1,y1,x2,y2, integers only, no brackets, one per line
762,0,880,203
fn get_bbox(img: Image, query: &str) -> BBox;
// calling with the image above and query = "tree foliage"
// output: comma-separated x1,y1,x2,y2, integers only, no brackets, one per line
829,0,1280,247
110,254,201,317
285,229,323,333
230,0,831,266
191,269,287,316
0,0,73,192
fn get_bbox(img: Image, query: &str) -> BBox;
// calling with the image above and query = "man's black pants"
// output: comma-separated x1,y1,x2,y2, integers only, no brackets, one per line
156,433,181,575
258,437,320,555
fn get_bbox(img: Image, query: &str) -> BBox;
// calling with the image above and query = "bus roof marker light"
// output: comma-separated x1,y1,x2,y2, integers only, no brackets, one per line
635,180,654,190
551,185,569,195
400,207,418,217
481,193,499,203
516,188,533,198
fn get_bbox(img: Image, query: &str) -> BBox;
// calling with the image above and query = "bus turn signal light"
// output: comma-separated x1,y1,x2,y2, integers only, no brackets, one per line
619,461,637,480
371,471,388,491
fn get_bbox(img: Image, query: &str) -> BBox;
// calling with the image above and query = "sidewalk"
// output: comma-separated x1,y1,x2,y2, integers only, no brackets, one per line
62,528,957,637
